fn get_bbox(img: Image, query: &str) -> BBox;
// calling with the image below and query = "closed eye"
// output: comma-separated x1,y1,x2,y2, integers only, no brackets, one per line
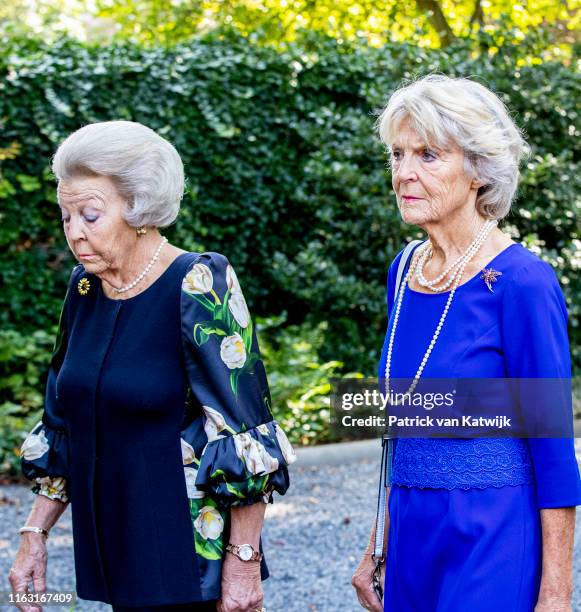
61,214,98,223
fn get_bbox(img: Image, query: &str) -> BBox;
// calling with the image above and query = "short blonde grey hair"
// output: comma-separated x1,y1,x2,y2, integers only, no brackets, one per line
376,75,528,219
52,121,184,228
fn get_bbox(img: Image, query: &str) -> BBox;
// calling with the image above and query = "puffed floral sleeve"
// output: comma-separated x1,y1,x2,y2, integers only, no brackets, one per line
20,266,81,503
180,252,296,509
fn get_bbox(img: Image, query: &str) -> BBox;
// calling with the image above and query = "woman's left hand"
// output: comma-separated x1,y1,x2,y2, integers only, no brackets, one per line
217,553,264,612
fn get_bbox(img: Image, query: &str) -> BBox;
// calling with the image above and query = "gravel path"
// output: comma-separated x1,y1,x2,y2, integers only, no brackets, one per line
1,455,580,611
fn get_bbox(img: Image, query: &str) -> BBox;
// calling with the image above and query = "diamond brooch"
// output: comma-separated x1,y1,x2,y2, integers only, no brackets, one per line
480,268,502,292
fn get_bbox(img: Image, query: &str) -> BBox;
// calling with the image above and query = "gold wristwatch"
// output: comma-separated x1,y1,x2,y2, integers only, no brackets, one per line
225,543,263,562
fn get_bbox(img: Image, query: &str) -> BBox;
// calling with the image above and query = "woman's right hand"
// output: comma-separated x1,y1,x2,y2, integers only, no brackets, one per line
8,533,48,612
351,552,384,612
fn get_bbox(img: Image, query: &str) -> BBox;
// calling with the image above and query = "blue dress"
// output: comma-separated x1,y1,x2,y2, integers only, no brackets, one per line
20,252,296,607
378,242,581,611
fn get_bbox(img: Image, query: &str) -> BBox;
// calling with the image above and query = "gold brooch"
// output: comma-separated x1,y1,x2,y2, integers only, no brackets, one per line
77,277,91,296
480,268,502,292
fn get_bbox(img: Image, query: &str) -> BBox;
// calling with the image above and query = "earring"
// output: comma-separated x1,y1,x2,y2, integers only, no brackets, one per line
136,226,147,235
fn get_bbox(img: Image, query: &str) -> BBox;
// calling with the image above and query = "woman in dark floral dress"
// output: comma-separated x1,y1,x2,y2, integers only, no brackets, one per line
9,121,296,612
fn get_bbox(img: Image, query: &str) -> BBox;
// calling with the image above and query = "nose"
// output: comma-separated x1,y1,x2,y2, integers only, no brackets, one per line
65,215,86,243
395,154,418,182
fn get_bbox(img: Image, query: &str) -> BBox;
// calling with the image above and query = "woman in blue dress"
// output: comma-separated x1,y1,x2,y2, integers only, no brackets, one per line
8,121,296,611
352,75,580,611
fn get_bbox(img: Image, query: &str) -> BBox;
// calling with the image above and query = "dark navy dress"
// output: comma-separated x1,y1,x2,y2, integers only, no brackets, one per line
21,251,296,607
378,242,581,611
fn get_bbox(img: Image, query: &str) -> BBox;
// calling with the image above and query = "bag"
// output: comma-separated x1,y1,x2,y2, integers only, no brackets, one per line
371,239,423,603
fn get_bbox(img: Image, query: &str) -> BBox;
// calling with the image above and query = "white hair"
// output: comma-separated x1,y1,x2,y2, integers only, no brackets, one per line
376,74,528,219
52,121,184,228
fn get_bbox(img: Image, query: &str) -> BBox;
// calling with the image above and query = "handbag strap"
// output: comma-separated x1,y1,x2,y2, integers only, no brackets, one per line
373,239,424,562
394,239,423,304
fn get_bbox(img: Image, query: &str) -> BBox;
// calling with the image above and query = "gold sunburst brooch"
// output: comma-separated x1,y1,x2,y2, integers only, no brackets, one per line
480,268,502,292
77,277,91,296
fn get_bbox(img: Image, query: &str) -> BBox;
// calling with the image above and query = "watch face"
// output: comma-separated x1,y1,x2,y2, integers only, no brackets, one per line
238,545,253,561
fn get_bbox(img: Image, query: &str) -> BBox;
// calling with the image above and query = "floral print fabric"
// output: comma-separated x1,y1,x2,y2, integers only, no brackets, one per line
21,422,69,502
180,252,296,515
179,252,296,591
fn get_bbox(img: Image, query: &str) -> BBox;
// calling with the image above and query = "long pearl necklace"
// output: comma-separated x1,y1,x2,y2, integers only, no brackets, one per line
416,219,497,292
114,236,168,294
384,221,495,404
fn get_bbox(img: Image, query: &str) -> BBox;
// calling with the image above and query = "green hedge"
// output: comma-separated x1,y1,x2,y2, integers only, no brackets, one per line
0,31,579,471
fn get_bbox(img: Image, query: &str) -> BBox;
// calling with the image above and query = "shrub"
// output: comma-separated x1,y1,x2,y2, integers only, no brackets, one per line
0,31,578,472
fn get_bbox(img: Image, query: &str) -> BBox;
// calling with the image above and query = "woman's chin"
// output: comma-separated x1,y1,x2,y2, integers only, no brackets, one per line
78,257,104,274
400,208,428,227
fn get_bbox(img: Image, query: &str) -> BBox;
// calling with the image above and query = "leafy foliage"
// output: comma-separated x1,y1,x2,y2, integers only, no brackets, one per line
258,316,347,446
0,31,578,474
0,329,55,475
1,0,578,51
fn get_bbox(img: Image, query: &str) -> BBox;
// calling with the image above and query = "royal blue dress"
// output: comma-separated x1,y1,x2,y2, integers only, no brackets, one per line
378,242,581,611
20,252,296,607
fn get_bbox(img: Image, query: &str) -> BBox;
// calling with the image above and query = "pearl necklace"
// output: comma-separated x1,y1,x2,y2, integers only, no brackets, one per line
384,223,494,405
114,236,168,293
416,219,497,292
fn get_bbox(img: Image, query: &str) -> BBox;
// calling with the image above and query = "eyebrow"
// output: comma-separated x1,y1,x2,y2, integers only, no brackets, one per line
390,142,437,151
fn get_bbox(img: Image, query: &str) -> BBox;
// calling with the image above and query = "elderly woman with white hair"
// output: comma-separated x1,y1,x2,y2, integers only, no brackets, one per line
8,121,296,612
352,75,580,611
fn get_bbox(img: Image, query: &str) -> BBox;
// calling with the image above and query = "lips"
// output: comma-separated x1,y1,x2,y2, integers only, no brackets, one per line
402,196,422,201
